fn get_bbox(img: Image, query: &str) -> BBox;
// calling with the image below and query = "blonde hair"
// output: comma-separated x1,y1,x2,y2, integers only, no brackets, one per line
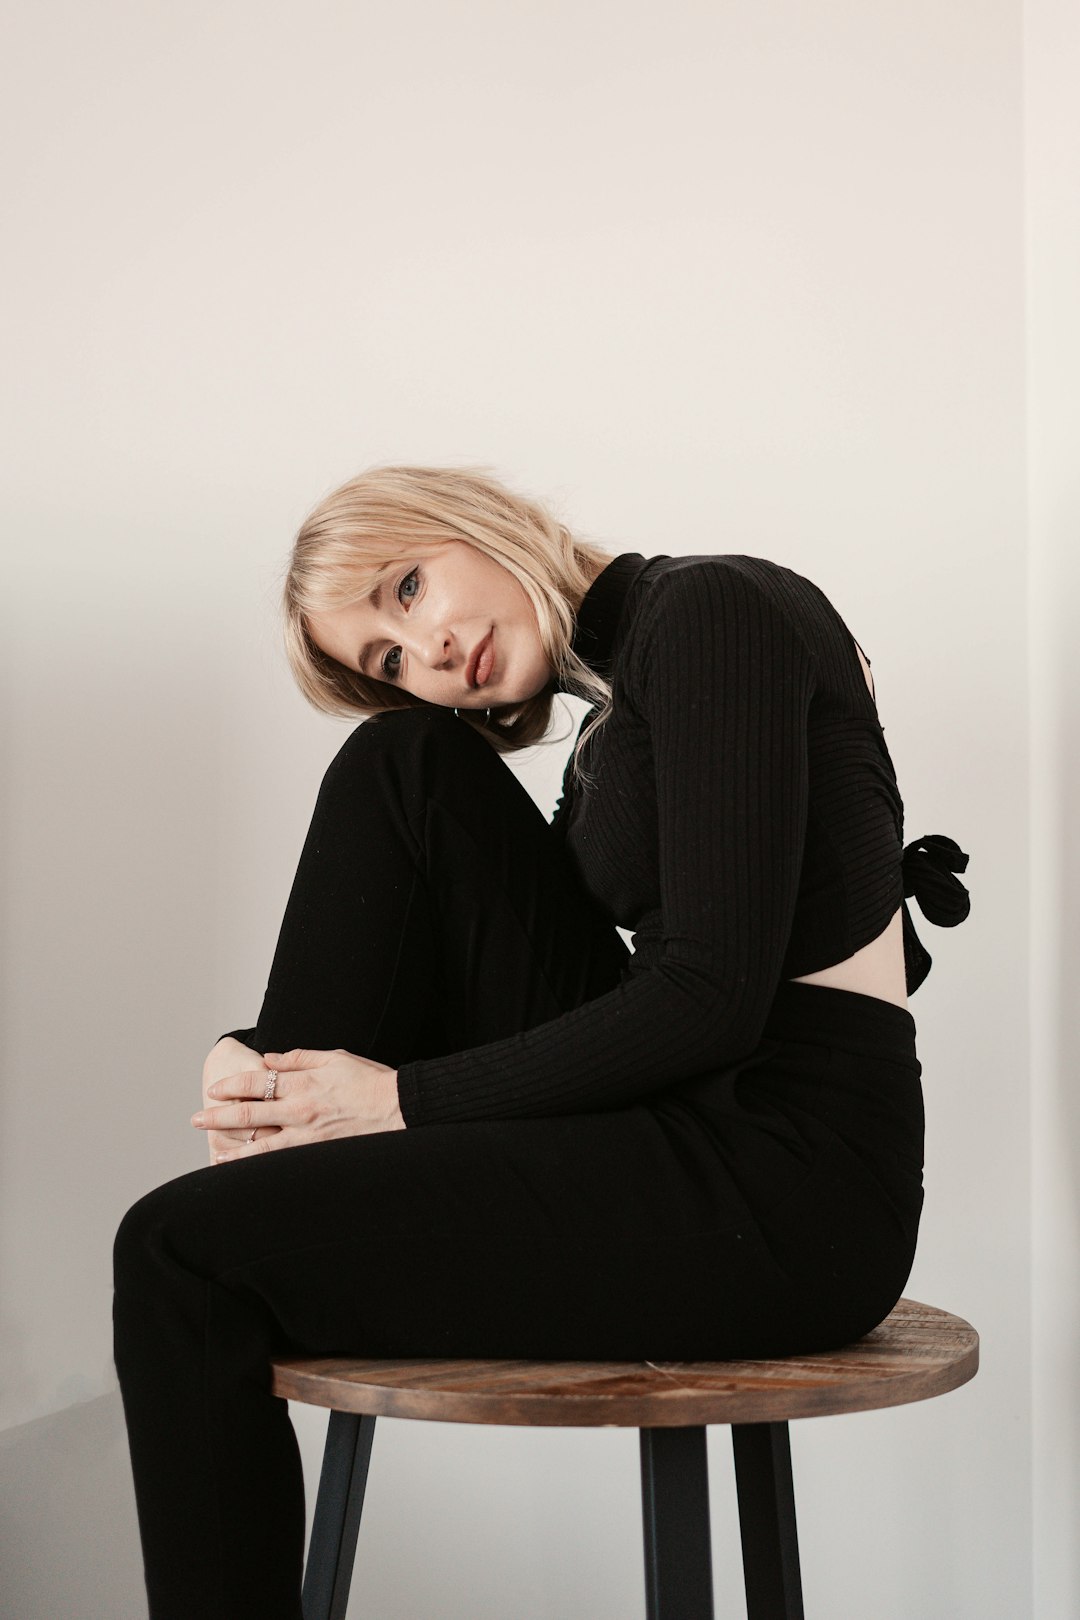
281,464,616,780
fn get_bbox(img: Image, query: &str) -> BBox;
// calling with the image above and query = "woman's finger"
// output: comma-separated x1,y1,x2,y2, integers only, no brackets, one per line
263,1048,330,1070
206,1069,290,1101
211,1063,273,1092
191,1099,288,1132
213,1125,283,1145
215,1133,280,1165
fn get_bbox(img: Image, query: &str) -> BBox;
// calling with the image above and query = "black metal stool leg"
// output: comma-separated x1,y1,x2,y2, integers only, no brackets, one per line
731,1421,805,1620
639,1425,715,1620
302,1410,377,1620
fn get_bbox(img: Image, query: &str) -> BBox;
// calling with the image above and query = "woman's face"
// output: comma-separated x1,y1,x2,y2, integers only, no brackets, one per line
307,540,555,710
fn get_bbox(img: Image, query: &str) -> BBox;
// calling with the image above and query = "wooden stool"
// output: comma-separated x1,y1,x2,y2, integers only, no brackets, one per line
272,1296,978,1620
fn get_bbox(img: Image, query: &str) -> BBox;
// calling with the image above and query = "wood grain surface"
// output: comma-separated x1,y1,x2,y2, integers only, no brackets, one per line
270,1297,978,1428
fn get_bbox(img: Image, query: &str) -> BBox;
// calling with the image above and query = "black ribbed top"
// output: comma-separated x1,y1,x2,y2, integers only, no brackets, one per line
395,551,971,1127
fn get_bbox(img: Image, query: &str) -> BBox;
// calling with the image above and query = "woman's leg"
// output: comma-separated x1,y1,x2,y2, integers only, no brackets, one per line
114,710,925,1619
224,706,630,1064
114,707,633,1619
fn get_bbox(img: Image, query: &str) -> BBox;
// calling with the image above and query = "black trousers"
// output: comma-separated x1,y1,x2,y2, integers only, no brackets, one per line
113,706,925,1620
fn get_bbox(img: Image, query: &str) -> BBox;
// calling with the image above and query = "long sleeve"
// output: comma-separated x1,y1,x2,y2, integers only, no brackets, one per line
396,567,818,1125
215,1026,262,1051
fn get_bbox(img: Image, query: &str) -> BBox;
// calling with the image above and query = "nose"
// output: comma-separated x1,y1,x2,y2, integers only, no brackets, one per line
404,621,454,670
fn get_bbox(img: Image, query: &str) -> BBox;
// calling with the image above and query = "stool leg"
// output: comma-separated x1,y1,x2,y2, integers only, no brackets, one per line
731,1422,805,1620
302,1410,377,1620
639,1425,715,1620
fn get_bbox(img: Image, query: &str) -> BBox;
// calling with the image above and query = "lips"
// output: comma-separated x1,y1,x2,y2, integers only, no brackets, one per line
467,629,495,689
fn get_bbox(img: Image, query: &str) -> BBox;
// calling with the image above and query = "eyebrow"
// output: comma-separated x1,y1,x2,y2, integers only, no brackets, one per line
357,582,383,676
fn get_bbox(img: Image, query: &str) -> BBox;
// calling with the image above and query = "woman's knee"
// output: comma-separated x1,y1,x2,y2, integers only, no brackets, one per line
113,1169,216,1292
321,706,506,806
114,1180,175,1287
331,705,481,763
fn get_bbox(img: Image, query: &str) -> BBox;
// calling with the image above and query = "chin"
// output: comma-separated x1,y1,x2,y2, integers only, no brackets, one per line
505,675,553,706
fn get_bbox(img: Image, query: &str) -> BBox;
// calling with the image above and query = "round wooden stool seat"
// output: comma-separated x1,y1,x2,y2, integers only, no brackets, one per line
272,1296,978,1428
273,1297,978,1620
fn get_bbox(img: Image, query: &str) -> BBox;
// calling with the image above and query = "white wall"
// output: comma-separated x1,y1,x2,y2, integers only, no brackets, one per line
1027,0,1080,1615
0,1,1053,1614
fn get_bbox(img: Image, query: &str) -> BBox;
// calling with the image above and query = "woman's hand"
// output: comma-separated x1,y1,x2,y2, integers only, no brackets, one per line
192,1047,406,1163
201,1037,280,1164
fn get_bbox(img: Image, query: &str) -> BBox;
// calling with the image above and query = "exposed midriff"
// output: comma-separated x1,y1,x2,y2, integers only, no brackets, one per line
788,904,908,1010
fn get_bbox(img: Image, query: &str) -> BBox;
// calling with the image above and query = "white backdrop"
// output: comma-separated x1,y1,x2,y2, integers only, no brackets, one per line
1,1,1070,1614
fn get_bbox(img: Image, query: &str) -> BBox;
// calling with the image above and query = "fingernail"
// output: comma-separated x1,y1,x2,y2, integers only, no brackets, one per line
206,1083,219,1097
191,1113,205,1127
215,1154,231,1165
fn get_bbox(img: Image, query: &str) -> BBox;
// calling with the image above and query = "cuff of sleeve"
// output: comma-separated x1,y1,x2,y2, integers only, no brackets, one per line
395,1062,426,1128
216,1028,264,1053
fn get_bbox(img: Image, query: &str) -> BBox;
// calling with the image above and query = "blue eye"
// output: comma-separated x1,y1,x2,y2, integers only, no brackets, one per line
380,568,419,680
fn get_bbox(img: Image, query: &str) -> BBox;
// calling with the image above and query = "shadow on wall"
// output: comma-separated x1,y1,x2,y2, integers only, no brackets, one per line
0,1390,146,1620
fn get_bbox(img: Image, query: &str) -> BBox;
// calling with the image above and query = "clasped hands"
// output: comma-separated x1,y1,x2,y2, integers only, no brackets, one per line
193,1045,406,1164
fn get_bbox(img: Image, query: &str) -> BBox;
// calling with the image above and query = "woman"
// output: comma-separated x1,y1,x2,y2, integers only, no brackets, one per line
113,463,971,1619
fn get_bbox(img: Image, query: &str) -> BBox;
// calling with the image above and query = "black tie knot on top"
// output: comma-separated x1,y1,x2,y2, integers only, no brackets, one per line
902,834,971,928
